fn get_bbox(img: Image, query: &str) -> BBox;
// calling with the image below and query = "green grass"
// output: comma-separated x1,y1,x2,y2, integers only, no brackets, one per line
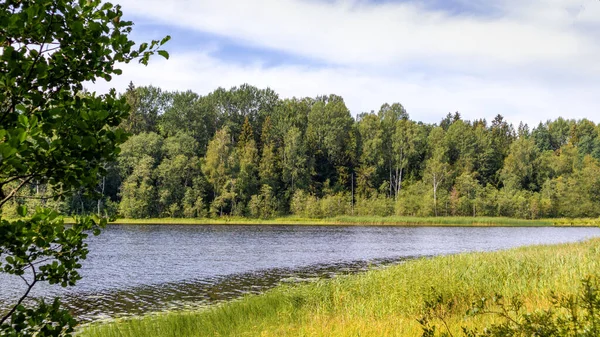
105,215,600,227
80,238,600,337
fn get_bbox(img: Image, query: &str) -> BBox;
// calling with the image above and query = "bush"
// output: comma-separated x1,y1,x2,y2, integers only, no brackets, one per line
396,181,434,216
248,185,277,218
354,194,394,216
420,275,600,337
290,190,323,218
321,193,351,217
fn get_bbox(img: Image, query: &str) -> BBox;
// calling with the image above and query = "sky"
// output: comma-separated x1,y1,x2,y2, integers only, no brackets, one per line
90,0,600,127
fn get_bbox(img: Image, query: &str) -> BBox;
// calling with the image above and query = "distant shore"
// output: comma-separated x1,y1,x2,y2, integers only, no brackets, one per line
105,216,600,227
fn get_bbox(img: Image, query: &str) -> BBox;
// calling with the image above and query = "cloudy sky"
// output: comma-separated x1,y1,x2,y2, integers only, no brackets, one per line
91,0,600,127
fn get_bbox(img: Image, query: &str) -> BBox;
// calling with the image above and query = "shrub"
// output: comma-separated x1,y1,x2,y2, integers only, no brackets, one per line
355,194,394,216
420,275,600,337
321,193,351,217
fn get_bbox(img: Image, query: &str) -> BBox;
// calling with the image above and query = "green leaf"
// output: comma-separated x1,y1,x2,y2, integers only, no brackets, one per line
157,50,169,59
17,205,27,217
161,35,172,45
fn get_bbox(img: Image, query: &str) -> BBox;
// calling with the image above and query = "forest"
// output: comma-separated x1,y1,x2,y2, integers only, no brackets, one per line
5,83,600,220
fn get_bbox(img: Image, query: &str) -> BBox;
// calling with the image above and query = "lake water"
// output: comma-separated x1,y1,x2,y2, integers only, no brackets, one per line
1,225,599,321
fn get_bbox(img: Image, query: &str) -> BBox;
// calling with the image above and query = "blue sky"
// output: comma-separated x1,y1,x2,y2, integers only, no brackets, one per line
91,0,600,127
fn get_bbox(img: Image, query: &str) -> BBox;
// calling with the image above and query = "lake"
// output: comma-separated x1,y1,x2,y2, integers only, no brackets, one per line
1,225,599,321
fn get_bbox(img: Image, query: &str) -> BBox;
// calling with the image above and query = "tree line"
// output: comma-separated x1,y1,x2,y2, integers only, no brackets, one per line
5,83,600,219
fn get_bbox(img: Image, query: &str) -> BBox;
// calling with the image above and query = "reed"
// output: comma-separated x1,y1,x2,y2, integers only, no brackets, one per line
103,216,600,227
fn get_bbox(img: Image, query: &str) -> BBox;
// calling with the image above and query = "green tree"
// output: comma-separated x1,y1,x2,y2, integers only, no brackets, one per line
118,132,163,176
203,127,235,215
282,127,308,194
121,84,170,135
155,133,201,217
356,113,383,196
424,127,450,216
236,118,259,207
392,119,420,198
0,0,169,334
209,84,279,142
158,91,217,155
119,155,157,218
271,98,311,142
248,185,277,218
548,117,572,151
444,119,476,173
450,172,481,216
500,137,544,191
486,114,516,186
306,95,354,190
258,116,280,191
378,103,409,198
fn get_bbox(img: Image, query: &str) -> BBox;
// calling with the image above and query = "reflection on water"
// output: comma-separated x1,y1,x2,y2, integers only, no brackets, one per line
1,225,599,321
61,258,406,321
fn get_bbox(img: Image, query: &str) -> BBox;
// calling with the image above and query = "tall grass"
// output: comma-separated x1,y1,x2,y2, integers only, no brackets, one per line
80,238,600,337
106,216,600,227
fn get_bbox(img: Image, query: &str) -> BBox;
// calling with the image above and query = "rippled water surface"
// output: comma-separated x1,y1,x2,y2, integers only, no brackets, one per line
1,225,599,321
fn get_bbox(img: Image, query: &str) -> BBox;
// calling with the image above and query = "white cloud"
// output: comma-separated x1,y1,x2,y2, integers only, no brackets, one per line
87,0,600,127
116,0,599,67
91,51,600,128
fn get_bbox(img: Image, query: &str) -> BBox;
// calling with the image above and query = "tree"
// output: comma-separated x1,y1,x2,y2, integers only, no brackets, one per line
158,91,217,155
258,116,280,192
306,95,354,190
155,133,201,217
378,103,409,198
356,113,383,196
236,118,259,208
500,137,544,191
282,127,308,194
119,155,157,218
248,185,277,218
209,84,279,143
0,0,168,334
121,84,170,135
203,127,235,215
424,127,450,216
392,119,419,199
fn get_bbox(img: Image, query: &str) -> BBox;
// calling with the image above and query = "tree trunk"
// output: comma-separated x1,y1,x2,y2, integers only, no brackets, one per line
97,175,105,216
389,162,393,198
433,175,438,217
351,172,354,216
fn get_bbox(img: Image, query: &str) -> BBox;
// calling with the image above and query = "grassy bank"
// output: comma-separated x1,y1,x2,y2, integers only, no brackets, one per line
81,238,600,337
106,215,600,227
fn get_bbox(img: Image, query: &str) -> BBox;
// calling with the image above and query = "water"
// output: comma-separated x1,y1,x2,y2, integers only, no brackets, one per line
1,225,599,321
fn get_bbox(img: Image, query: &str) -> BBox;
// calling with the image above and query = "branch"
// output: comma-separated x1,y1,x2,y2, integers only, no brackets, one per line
0,263,38,325
15,189,69,201
0,174,37,186
0,176,35,208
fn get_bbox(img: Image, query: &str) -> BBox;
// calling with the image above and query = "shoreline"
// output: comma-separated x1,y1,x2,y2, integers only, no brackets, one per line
80,238,600,337
104,216,600,227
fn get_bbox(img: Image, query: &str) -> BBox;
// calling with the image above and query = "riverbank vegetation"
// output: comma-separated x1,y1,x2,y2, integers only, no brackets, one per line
4,85,600,220
80,238,600,337
107,216,600,227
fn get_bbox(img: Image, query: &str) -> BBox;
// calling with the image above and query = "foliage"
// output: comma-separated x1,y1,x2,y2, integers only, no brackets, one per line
0,0,169,334
0,209,108,335
419,275,600,337
8,77,600,220
248,185,277,218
